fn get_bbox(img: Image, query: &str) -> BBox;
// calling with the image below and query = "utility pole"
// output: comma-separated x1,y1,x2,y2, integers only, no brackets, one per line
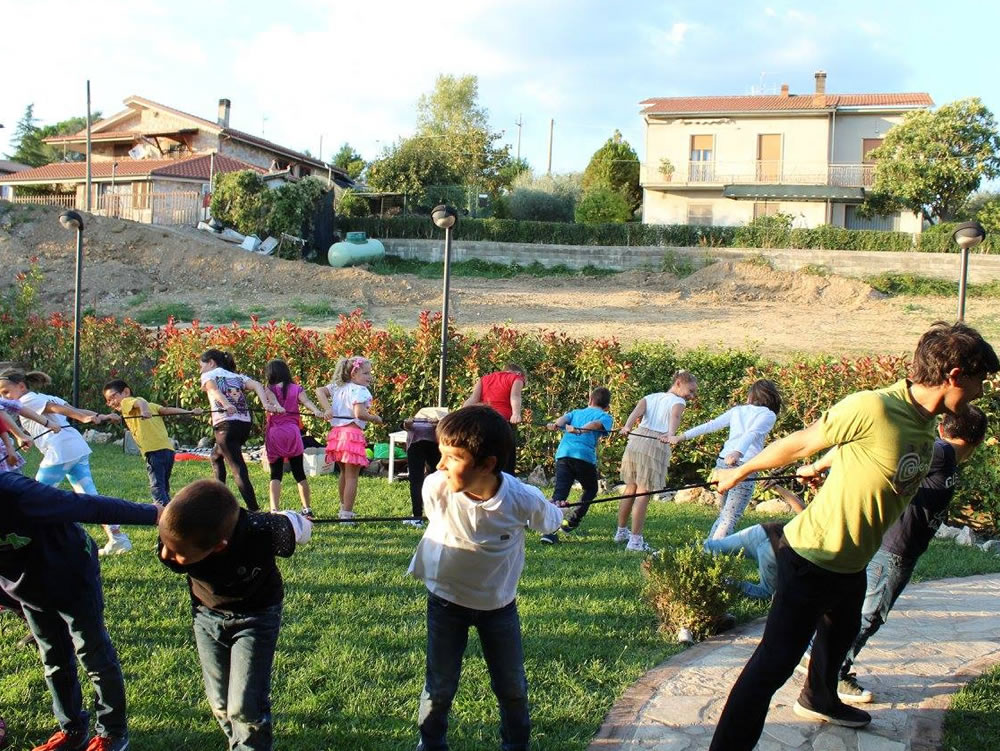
515,114,523,161
85,80,92,211
546,118,554,175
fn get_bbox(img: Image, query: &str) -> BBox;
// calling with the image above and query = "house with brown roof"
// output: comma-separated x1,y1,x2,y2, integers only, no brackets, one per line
0,160,31,200
639,71,931,233
0,96,350,225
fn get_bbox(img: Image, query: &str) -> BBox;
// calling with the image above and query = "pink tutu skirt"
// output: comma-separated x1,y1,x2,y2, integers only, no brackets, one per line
325,424,368,466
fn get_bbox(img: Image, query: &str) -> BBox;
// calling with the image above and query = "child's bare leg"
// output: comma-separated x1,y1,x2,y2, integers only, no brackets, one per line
630,487,652,535
341,464,360,512
338,464,346,502
617,484,637,528
269,479,282,512
297,479,311,510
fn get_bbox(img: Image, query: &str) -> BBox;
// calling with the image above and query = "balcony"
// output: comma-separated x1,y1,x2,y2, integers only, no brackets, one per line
641,161,875,189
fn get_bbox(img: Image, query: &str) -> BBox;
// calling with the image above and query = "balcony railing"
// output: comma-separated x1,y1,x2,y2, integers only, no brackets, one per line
641,161,875,188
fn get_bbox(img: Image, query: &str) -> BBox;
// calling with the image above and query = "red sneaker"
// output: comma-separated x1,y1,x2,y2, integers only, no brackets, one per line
84,737,129,751
31,730,89,751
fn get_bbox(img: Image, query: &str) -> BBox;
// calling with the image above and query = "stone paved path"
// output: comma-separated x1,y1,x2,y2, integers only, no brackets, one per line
589,574,1000,751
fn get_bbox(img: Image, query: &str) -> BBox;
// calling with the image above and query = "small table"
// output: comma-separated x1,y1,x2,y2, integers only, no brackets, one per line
388,429,407,483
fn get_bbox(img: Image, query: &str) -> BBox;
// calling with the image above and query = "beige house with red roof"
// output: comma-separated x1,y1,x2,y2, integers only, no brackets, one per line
1,96,349,225
639,71,930,233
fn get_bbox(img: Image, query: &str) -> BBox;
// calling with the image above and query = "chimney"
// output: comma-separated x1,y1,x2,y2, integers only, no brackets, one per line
780,83,790,98
217,98,231,128
814,71,827,95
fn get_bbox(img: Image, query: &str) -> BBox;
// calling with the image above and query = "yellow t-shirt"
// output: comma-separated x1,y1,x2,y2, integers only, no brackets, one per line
120,397,173,455
783,379,936,574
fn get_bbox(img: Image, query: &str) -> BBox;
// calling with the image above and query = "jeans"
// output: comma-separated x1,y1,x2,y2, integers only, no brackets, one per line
707,456,757,540
144,449,175,504
212,420,258,510
407,441,441,518
193,603,282,751
709,537,866,751
703,524,776,599
840,548,914,678
22,576,128,739
417,593,530,751
552,457,598,528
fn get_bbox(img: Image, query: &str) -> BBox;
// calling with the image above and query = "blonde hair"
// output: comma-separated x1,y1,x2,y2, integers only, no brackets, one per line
332,356,370,387
0,369,53,391
671,369,697,388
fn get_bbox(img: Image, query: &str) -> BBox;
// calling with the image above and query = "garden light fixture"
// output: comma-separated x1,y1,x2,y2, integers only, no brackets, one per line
953,221,986,322
432,205,459,407
59,210,85,407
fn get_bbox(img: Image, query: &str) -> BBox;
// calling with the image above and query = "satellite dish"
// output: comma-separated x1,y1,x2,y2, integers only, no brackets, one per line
128,145,144,159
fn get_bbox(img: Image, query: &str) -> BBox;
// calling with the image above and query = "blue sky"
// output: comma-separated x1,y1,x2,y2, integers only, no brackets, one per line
2,0,999,175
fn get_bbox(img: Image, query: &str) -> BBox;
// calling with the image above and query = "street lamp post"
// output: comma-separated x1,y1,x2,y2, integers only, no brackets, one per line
59,210,85,407
431,205,458,408
953,221,987,322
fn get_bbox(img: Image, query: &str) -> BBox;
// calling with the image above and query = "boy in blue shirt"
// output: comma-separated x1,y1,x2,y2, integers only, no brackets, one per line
540,387,613,544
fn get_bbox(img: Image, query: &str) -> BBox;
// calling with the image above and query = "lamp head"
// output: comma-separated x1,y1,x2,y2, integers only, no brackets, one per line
431,204,458,230
953,221,986,251
59,210,84,232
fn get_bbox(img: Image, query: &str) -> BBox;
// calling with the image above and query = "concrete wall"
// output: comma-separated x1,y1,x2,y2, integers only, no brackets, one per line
382,238,1000,283
830,114,901,163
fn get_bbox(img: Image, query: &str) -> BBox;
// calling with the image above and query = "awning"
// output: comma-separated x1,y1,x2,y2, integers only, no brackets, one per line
722,184,866,202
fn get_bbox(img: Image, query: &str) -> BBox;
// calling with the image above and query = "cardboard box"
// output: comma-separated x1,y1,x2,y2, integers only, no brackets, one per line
303,447,335,476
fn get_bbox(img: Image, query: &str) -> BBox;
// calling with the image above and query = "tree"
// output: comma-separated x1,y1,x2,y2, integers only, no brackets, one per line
581,130,641,211
862,98,1000,223
574,187,632,224
366,137,461,199
331,142,365,180
5,104,101,167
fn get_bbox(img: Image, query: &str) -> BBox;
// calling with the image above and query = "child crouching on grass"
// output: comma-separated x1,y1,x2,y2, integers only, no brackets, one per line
408,406,563,751
0,472,160,751
157,480,312,751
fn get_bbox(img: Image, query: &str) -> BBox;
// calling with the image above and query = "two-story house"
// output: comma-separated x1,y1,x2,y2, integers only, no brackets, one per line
639,71,931,233
0,96,351,225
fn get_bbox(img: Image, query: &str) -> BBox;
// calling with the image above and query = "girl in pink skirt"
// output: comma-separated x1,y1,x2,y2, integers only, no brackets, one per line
264,359,325,517
315,356,383,522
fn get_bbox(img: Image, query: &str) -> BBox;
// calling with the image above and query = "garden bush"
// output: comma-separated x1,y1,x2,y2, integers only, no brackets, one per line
574,187,633,224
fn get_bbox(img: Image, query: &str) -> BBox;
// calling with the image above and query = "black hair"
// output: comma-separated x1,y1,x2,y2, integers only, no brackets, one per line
941,404,988,445
264,359,293,394
103,379,130,395
200,348,236,372
591,386,611,409
436,405,513,477
162,479,240,551
0,369,53,391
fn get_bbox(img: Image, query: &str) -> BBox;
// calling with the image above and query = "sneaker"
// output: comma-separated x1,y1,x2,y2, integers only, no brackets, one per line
338,510,356,527
838,673,874,704
794,653,811,676
540,533,559,544
98,534,132,556
401,519,424,528
31,730,89,751
613,527,630,544
300,507,315,520
626,536,658,554
792,699,871,728
85,737,129,751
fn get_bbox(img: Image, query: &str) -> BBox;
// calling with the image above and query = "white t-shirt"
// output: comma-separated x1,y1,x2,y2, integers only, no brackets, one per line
639,392,687,433
681,404,777,462
18,391,91,467
200,368,251,426
408,471,563,611
327,383,373,428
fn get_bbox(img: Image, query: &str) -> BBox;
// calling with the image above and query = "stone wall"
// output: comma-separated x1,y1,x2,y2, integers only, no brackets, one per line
382,238,1000,284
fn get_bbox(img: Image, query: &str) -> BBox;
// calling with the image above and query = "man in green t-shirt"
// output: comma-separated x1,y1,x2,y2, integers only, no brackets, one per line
708,322,998,751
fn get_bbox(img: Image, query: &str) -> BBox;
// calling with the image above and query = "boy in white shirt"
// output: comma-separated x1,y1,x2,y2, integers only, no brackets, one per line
408,405,563,751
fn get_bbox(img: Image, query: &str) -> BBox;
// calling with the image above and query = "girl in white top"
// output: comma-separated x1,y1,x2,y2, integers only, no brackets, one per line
315,356,383,522
669,379,782,539
615,370,698,553
0,369,132,555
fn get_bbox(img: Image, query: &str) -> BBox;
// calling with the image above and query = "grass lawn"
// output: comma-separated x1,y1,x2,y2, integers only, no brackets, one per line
943,663,1000,750
3,445,1000,750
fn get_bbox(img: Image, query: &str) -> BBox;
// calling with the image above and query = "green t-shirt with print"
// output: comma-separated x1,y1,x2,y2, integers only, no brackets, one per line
784,379,936,574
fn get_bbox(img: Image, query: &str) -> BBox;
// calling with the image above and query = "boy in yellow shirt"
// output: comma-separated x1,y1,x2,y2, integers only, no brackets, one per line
104,379,200,503
707,322,999,750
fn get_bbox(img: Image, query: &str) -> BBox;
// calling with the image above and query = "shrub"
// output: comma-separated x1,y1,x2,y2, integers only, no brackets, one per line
574,188,633,224
641,533,742,641
506,188,575,222
732,213,793,249
266,177,327,245
335,188,369,218
210,170,270,236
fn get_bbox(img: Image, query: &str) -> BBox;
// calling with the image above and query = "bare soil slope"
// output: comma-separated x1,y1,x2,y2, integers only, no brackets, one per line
3,202,997,356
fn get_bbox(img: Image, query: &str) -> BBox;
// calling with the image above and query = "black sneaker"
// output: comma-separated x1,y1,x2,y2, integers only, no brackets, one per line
793,699,871,728
838,672,874,704
540,533,559,544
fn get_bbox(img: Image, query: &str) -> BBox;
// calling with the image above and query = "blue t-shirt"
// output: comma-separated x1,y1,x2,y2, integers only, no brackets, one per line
555,407,613,464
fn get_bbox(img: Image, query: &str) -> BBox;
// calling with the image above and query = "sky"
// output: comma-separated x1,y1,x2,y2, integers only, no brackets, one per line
2,0,999,175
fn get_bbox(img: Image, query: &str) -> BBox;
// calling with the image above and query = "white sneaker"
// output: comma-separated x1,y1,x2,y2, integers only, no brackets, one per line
99,534,133,556
626,535,657,554
613,527,630,543
338,510,356,527
401,519,424,528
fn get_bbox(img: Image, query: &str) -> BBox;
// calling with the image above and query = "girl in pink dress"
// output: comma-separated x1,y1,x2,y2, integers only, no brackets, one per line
263,359,325,516
315,356,383,523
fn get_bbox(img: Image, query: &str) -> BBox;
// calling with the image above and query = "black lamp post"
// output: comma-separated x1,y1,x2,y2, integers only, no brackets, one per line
59,210,85,407
431,205,458,408
953,221,987,322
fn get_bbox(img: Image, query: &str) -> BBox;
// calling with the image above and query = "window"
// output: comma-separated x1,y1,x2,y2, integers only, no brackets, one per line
687,204,713,226
689,135,714,181
862,138,883,163
753,202,780,219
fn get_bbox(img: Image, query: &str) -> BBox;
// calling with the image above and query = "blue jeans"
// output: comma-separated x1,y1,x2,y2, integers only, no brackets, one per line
417,593,530,751
708,457,757,540
144,449,175,504
840,548,914,678
192,603,282,751
704,524,776,599
21,575,128,739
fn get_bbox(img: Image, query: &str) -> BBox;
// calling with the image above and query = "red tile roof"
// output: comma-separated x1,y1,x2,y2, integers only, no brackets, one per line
44,129,198,144
0,154,263,183
640,92,933,115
